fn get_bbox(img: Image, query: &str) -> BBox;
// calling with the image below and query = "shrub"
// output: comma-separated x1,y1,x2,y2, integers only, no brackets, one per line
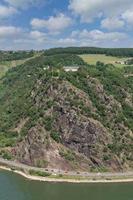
44,116,53,131
29,170,51,177
59,149,75,161
50,131,60,143
35,159,48,168
1,151,13,160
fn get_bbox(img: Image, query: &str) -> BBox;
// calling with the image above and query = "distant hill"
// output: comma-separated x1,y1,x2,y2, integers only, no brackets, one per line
44,47,133,57
0,50,35,61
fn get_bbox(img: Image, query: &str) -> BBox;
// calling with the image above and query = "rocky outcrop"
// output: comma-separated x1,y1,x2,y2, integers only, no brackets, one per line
13,124,92,171
8,76,133,172
11,78,130,171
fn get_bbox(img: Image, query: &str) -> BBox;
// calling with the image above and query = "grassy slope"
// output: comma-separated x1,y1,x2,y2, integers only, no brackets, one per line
0,60,26,78
80,54,131,68
0,52,41,78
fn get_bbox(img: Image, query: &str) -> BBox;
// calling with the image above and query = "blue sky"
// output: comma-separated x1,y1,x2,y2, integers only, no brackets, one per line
0,0,133,50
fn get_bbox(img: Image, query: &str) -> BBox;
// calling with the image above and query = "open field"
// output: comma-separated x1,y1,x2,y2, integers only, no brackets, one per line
0,60,25,78
0,53,41,78
80,54,130,67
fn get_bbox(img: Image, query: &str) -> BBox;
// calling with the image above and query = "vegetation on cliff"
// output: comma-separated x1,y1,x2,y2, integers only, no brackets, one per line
0,51,132,172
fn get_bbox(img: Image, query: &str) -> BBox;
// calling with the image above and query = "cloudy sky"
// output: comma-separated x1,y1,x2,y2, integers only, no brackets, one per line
0,0,133,50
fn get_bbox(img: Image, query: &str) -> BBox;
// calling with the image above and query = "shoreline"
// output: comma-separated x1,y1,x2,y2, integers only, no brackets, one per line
1,166,133,184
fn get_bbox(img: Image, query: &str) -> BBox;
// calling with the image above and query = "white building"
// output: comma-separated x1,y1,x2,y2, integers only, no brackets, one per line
43,66,50,70
63,66,80,72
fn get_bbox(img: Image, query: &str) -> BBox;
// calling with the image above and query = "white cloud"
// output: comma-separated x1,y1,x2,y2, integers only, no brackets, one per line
4,0,45,9
122,9,133,25
0,26,48,50
0,5,17,18
54,29,128,48
0,26,22,38
89,30,126,41
58,38,77,46
101,17,125,30
29,30,47,42
0,25,130,50
69,0,133,22
71,29,127,43
30,30,46,39
31,13,72,32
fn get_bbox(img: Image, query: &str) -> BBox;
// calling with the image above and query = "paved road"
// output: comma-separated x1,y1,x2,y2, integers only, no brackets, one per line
0,158,133,179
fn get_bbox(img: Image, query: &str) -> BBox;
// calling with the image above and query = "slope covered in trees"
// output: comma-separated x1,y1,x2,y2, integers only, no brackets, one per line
0,52,133,172
0,50,35,61
44,47,133,57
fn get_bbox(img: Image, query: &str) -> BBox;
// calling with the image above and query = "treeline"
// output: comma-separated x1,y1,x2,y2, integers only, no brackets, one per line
44,47,133,57
0,50,35,61
1,48,133,62
25,53,85,67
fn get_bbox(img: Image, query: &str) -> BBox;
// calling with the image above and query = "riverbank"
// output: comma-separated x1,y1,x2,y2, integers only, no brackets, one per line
1,165,133,184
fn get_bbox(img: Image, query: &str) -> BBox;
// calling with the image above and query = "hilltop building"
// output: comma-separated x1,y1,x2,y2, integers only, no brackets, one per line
63,65,80,72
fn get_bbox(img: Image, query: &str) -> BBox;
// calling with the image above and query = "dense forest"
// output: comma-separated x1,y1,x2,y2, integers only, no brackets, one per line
44,47,133,57
0,50,35,61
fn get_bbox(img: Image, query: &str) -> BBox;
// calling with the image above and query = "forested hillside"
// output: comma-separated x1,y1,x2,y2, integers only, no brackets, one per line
0,50,35,61
44,47,133,57
0,51,133,172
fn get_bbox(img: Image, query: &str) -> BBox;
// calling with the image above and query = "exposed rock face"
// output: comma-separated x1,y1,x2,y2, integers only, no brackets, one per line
14,124,92,171
53,106,110,164
14,125,70,169
11,77,131,170
10,77,133,172
14,125,49,166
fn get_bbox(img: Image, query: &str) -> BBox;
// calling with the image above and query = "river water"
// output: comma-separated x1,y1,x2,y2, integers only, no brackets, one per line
0,170,133,200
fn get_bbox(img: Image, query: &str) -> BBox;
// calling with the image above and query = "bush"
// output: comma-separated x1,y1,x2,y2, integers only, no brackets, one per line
29,170,51,177
35,159,48,168
0,151,13,160
50,131,60,143
44,116,53,131
59,149,75,161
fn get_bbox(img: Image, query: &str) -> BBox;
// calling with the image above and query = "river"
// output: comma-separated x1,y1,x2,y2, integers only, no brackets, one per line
0,170,133,200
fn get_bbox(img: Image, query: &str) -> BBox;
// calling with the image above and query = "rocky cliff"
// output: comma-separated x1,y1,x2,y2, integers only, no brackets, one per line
0,54,132,172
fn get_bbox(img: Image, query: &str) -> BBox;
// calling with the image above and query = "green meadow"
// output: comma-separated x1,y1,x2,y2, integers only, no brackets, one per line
80,54,129,67
0,60,27,78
